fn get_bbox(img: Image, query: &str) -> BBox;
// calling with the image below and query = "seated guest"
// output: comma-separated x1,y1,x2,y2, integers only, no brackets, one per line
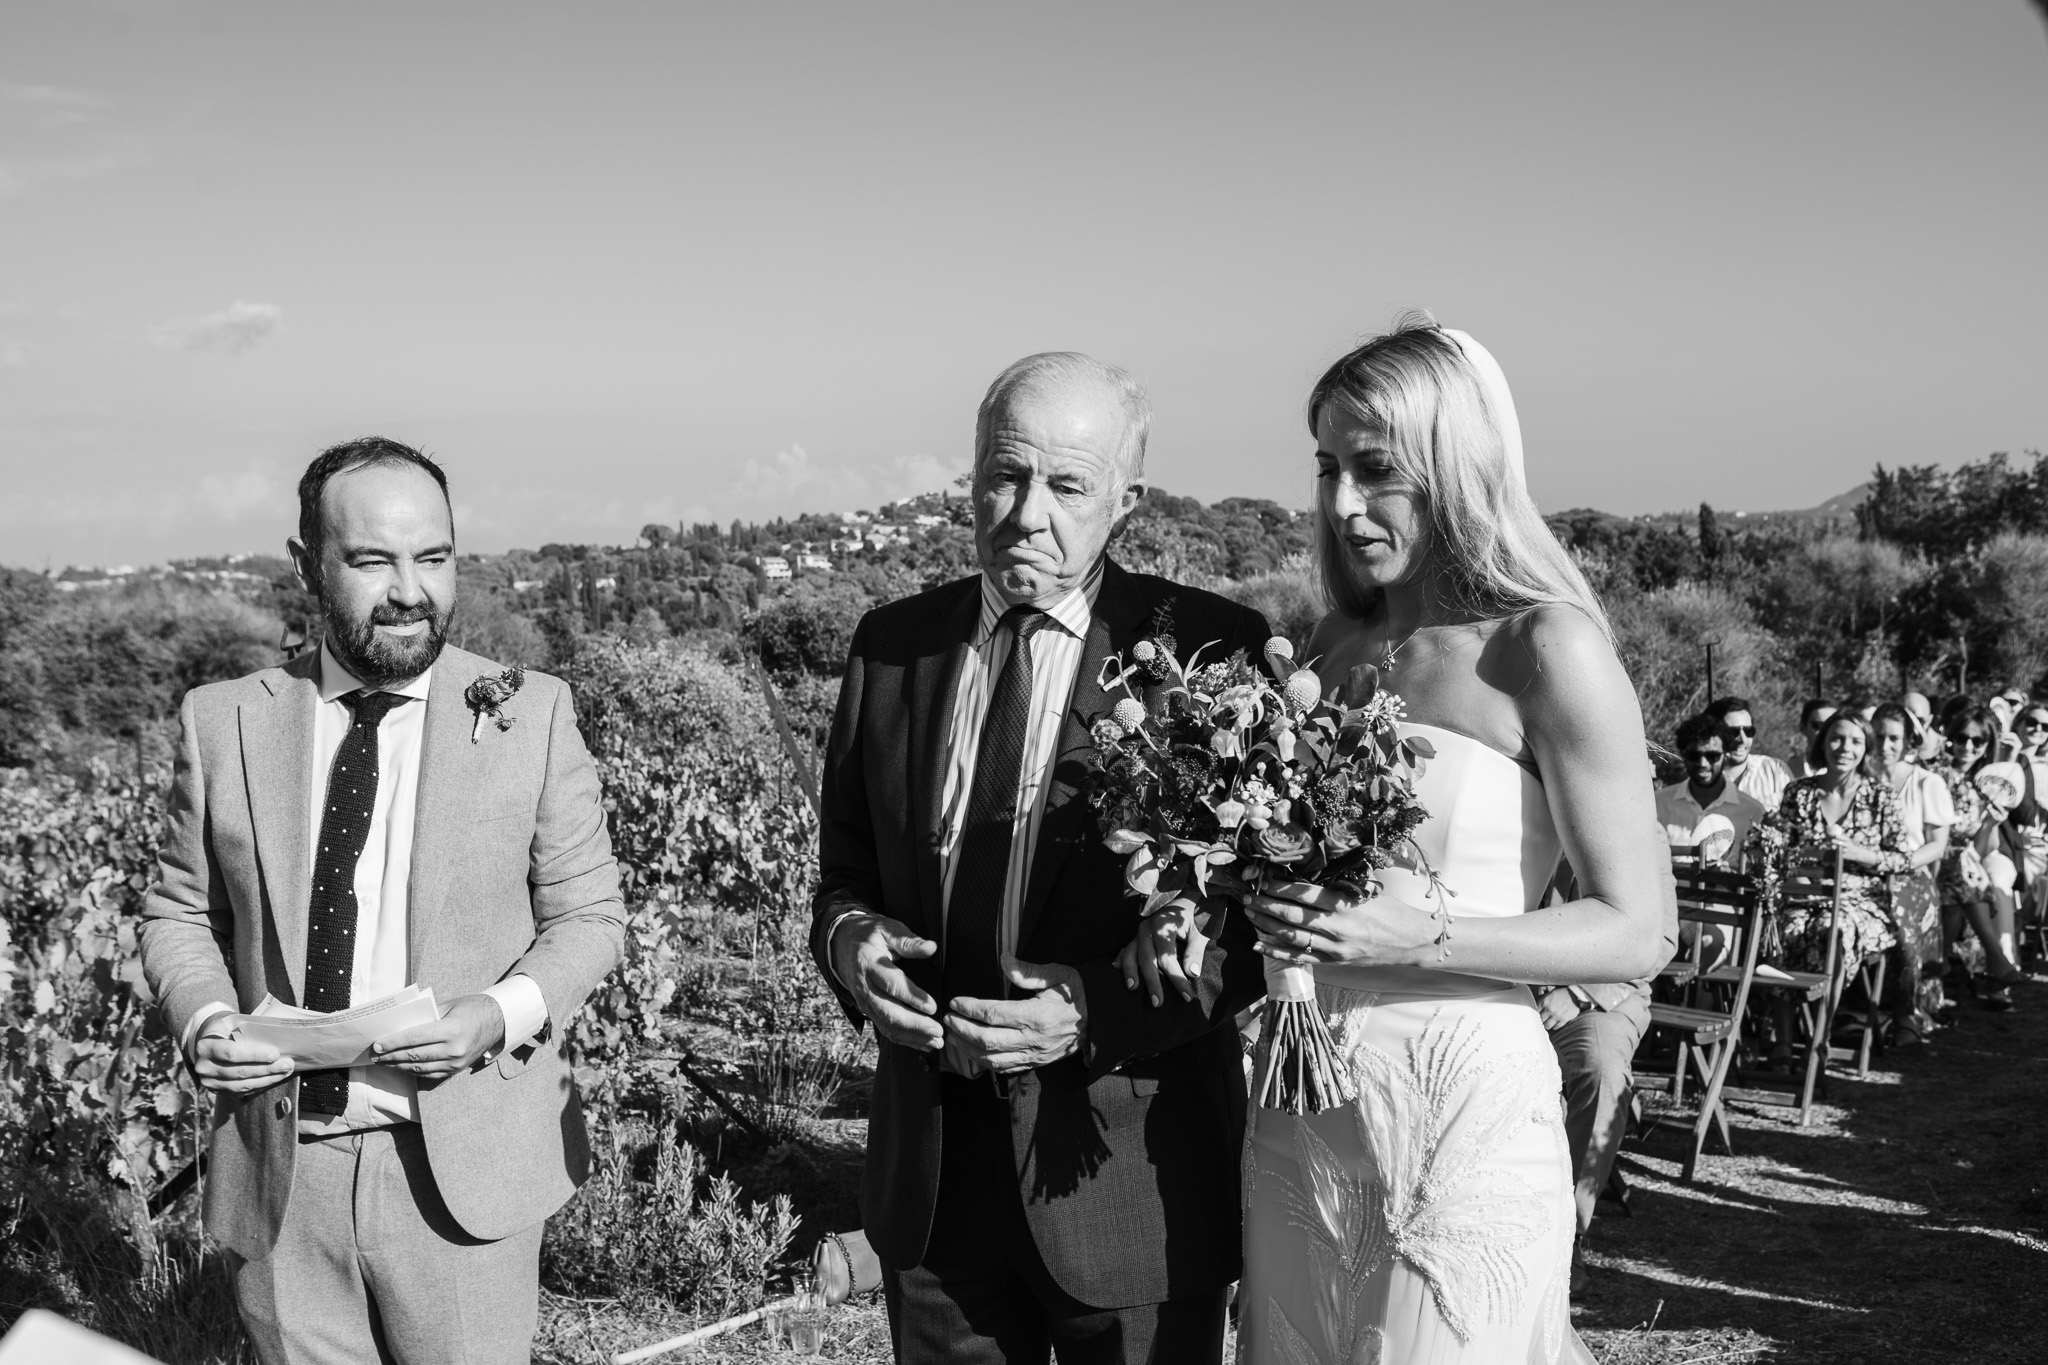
1710,695,1791,811
1793,697,1837,777
1656,713,1768,865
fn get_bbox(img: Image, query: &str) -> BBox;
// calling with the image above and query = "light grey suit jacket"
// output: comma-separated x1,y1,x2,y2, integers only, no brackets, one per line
140,644,626,1258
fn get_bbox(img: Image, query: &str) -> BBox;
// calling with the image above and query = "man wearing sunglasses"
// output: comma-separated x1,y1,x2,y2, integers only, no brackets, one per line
1655,712,1769,864
1707,696,1791,812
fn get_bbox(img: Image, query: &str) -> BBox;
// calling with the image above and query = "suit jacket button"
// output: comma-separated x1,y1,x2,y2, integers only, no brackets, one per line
276,1097,294,1119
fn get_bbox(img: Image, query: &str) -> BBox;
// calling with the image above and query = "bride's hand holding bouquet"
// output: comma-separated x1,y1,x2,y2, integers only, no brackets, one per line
1087,631,1450,1115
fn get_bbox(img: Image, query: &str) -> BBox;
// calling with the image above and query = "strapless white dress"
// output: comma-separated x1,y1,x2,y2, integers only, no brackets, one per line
1239,723,1593,1365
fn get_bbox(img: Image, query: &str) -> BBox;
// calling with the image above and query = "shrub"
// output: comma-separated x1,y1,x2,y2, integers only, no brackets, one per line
540,1113,800,1318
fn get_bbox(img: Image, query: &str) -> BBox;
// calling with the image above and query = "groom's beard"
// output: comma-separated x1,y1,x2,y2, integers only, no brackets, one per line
322,595,451,688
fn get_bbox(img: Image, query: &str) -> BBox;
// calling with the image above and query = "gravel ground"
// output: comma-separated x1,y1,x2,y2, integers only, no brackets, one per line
547,973,2048,1365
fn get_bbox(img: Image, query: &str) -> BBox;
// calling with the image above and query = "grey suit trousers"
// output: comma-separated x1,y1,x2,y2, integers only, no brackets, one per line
232,1125,543,1365
1549,1004,1648,1235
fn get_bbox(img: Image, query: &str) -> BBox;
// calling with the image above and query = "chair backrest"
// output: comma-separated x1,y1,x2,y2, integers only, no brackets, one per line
1670,860,1768,1035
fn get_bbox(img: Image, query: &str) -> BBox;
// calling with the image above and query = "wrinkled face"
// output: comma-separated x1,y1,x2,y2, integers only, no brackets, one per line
1684,738,1726,787
1823,718,1866,774
972,386,1141,607
1315,405,1431,591
290,462,456,687
1874,717,1908,766
1720,708,1755,762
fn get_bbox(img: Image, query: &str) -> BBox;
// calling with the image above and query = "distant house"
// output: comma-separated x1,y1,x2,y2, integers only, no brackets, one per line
794,552,831,574
913,514,945,528
593,576,618,591
863,533,891,553
829,537,861,554
512,579,544,592
757,556,791,582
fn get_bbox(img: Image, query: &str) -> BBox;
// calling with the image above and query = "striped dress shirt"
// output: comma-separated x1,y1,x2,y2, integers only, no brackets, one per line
935,563,1103,975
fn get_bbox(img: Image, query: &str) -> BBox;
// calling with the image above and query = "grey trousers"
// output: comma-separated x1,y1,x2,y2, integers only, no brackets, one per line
1549,1005,1646,1235
232,1124,543,1365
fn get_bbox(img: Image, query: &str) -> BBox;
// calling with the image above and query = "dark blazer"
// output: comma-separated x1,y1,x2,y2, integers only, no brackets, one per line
810,559,1273,1309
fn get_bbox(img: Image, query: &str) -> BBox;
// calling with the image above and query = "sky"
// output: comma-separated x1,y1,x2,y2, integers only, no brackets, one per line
2,1,2045,568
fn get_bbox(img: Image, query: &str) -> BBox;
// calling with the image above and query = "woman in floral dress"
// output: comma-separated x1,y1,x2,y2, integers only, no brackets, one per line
1765,712,1910,1055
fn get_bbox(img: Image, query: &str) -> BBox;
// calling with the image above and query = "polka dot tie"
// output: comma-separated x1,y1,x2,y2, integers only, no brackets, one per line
299,688,411,1116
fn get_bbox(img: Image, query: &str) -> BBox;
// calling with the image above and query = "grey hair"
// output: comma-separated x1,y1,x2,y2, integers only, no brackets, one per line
974,351,1153,484
1306,312,1612,641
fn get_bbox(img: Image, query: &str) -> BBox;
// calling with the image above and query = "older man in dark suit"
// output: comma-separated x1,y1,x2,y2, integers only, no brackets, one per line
811,354,1271,1364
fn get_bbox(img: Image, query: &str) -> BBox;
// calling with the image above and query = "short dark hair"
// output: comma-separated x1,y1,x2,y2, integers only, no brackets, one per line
1676,713,1723,754
297,436,450,559
1706,696,1754,722
1798,696,1835,726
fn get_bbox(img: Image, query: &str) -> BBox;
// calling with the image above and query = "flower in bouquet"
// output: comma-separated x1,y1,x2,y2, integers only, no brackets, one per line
1084,632,1448,1114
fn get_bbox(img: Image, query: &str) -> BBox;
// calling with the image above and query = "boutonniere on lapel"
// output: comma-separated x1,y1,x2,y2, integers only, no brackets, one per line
463,665,526,744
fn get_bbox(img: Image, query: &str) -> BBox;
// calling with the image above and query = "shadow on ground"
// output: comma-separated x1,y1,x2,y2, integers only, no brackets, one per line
1572,976,2048,1364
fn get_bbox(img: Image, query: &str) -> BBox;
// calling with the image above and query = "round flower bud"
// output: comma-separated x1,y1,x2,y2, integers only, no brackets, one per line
1112,698,1149,732
1132,640,1158,662
1264,636,1294,660
1284,668,1322,710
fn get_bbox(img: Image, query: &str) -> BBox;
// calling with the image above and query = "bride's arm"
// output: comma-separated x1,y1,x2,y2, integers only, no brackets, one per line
1248,604,1676,984
1487,605,1677,983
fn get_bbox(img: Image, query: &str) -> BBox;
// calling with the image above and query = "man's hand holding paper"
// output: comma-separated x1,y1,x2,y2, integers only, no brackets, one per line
372,993,507,1080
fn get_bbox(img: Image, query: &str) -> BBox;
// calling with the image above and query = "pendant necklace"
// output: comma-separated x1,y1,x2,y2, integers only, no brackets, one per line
1377,620,1422,673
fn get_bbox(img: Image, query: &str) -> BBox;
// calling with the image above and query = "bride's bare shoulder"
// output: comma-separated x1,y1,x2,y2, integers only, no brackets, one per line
1485,604,1636,724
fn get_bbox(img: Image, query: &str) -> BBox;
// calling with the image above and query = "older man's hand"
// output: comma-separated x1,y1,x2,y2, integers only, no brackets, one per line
830,911,945,1052
943,954,1088,1076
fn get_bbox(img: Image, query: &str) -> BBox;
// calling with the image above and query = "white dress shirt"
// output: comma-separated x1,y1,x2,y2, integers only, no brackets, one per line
1724,752,1791,813
191,642,548,1132
935,564,1103,965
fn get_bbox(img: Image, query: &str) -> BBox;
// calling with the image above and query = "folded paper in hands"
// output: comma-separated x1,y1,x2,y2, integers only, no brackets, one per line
237,985,442,1070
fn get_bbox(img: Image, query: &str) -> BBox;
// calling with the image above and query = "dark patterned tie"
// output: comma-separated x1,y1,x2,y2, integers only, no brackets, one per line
941,606,1052,1006
300,688,411,1116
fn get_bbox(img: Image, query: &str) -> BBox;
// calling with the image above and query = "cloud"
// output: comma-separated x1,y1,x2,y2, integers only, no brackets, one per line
0,460,291,533
147,300,285,355
0,82,139,195
726,443,967,516
0,83,104,129
0,341,34,370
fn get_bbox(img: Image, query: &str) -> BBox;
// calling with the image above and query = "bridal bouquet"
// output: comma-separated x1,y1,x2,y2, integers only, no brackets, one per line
1086,632,1446,1115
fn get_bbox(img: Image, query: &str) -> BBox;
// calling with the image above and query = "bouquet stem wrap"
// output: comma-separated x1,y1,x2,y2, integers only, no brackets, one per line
1253,957,1355,1116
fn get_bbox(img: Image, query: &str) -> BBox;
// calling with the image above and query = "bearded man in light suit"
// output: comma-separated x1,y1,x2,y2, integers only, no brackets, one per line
141,437,625,1365
812,354,1273,1364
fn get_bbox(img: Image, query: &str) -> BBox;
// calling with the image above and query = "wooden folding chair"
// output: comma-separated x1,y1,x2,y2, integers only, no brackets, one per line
1636,861,1764,1180
1735,853,1845,1125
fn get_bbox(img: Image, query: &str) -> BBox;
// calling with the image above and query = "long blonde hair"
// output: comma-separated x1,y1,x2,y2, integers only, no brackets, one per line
1307,312,1611,639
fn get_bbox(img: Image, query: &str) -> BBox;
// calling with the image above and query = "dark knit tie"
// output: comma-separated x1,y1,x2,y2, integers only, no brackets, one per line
942,607,1052,1006
300,688,410,1116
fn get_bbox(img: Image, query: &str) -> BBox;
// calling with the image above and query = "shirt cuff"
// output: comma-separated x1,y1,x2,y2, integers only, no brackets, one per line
481,975,549,1057
183,1001,239,1061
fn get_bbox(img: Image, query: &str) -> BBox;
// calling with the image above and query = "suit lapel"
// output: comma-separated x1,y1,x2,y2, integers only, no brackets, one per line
909,584,981,941
240,654,318,1004
407,650,485,988
1018,560,1152,948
